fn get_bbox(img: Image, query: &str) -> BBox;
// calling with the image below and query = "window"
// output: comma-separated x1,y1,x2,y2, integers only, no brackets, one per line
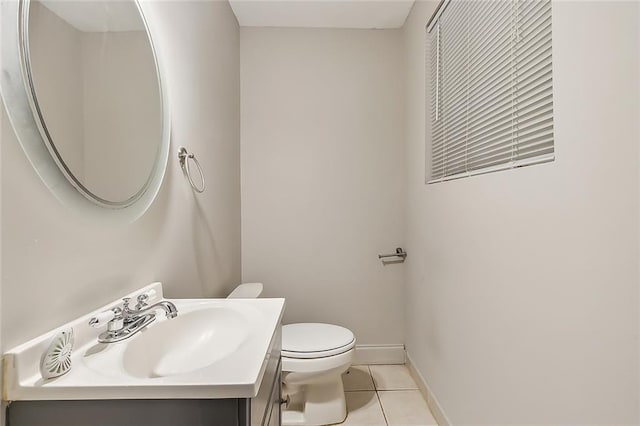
427,0,554,182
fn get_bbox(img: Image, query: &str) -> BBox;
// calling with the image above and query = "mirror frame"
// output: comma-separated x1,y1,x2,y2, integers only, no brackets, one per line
0,0,170,223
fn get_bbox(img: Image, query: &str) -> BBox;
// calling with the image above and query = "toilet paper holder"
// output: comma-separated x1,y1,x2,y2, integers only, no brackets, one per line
378,247,407,262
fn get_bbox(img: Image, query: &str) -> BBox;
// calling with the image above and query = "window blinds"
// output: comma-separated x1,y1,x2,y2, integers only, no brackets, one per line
428,0,554,182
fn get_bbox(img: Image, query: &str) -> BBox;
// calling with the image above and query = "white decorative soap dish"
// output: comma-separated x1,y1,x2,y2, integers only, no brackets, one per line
40,328,74,379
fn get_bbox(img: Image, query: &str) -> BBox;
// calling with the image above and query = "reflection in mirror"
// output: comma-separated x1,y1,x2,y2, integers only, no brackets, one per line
27,0,161,204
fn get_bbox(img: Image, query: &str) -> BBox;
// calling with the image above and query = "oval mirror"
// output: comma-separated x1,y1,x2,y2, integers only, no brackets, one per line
0,0,169,221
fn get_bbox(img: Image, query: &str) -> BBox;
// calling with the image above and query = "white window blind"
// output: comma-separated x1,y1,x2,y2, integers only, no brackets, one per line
427,0,554,183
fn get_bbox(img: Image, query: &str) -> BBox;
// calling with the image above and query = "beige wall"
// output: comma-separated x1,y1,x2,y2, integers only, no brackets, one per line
241,28,405,345
403,0,639,423
1,0,241,350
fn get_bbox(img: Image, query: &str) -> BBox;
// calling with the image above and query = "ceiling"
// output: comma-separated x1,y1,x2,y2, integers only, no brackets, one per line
229,0,416,29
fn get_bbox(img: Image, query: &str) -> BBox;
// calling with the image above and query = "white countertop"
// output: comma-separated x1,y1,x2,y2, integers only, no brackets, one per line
3,283,285,401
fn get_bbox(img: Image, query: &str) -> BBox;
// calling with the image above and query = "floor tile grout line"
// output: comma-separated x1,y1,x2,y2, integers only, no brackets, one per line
368,366,390,426
374,388,420,391
367,365,378,391
375,389,390,426
369,364,421,393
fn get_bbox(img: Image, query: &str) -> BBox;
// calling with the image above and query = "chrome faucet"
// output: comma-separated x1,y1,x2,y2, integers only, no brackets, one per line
123,298,178,320
89,294,178,343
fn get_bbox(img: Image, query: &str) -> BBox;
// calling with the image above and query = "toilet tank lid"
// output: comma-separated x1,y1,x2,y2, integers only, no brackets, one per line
282,323,355,353
227,283,263,298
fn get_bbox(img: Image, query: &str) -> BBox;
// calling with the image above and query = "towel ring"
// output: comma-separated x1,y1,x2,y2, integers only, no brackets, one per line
178,147,205,193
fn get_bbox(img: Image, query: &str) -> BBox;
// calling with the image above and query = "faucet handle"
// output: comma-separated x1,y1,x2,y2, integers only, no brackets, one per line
135,289,158,310
89,310,115,328
136,294,149,310
89,307,121,328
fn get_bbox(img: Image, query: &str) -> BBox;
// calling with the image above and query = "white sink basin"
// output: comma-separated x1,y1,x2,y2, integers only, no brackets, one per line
122,306,251,378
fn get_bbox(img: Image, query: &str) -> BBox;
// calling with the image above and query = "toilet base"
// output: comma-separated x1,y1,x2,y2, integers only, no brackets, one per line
282,378,347,426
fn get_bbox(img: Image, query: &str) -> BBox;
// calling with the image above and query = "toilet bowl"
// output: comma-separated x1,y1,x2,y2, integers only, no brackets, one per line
281,323,355,426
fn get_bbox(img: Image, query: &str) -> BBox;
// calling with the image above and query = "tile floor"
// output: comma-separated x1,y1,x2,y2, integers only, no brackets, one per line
339,365,438,426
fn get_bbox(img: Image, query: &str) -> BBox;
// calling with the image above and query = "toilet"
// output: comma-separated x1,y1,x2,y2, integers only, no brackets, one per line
281,323,355,426
228,283,356,426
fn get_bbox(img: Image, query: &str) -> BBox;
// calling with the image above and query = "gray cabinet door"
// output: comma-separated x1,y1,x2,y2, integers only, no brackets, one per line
264,371,282,426
6,399,239,426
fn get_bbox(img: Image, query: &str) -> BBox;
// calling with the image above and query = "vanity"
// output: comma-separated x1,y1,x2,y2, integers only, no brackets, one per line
3,284,286,426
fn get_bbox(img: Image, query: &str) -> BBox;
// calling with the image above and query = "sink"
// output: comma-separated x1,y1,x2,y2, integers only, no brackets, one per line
80,300,268,382
3,282,285,401
122,306,251,378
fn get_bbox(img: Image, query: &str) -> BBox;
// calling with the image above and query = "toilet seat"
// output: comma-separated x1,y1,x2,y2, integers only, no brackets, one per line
282,323,355,359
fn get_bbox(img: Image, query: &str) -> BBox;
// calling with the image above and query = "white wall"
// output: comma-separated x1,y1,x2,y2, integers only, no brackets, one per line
241,28,405,346
1,0,241,350
403,1,639,423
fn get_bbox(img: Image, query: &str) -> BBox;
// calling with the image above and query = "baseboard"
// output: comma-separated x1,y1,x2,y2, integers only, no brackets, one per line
353,344,405,365
406,353,452,426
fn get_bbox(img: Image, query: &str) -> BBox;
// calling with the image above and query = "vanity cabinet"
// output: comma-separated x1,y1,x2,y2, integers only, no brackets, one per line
240,328,282,426
241,359,282,426
5,328,282,426
263,359,282,426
